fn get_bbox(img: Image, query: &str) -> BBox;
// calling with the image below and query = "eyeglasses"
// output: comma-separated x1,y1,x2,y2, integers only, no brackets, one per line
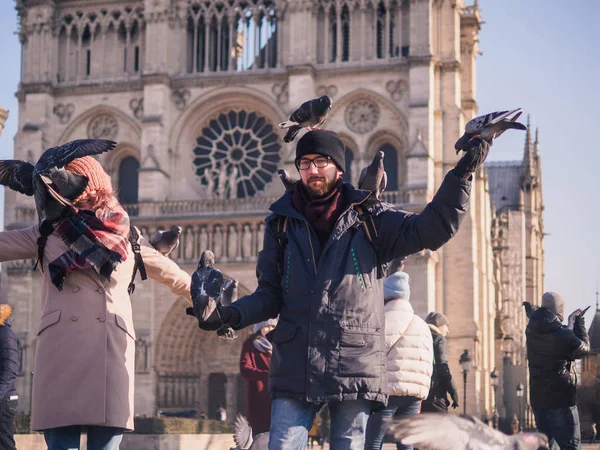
296,156,331,170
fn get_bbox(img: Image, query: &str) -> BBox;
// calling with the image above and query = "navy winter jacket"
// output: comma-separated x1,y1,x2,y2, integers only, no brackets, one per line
230,172,470,406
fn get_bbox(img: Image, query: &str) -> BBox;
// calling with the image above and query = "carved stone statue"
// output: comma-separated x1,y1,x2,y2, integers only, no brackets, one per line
228,166,239,199
203,168,216,199
242,223,253,259
216,163,229,199
227,224,238,260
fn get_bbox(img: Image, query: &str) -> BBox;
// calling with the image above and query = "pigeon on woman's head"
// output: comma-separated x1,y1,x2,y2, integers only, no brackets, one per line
0,139,116,221
279,95,333,143
454,108,526,152
387,413,549,450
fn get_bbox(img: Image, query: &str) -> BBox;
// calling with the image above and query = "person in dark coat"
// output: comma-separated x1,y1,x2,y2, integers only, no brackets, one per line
192,129,489,450
421,312,459,413
0,304,20,450
240,318,278,436
526,292,589,450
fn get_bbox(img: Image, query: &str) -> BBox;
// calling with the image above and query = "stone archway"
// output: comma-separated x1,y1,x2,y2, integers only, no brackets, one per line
154,292,253,417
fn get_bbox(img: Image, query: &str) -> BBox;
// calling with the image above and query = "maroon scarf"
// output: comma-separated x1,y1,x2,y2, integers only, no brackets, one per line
293,178,346,246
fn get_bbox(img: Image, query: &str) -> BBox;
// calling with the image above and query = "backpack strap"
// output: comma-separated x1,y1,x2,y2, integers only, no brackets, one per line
128,225,147,295
275,215,288,250
354,205,386,279
386,315,416,355
33,219,56,272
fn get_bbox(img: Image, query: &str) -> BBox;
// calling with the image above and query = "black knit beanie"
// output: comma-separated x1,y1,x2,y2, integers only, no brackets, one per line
295,130,345,172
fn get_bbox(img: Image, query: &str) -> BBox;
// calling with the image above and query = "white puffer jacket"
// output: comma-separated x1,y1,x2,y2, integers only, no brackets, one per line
385,299,434,399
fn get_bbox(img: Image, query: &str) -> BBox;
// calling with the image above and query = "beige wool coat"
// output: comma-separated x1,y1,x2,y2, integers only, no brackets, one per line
0,224,192,431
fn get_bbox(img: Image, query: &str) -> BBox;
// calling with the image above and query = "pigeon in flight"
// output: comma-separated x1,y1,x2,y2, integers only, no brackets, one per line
455,108,527,152
358,151,387,199
231,414,269,450
0,139,116,221
387,413,549,450
149,226,183,256
277,169,298,192
523,301,537,319
279,95,333,143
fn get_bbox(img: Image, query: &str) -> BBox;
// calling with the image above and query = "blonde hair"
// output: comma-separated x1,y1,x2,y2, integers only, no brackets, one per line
0,304,13,326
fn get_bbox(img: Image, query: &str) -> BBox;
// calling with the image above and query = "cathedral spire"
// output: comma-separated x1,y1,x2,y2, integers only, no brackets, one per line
534,127,540,155
522,115,534,185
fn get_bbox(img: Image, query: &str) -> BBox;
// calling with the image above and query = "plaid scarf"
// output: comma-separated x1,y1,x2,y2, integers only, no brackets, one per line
48,205,131,291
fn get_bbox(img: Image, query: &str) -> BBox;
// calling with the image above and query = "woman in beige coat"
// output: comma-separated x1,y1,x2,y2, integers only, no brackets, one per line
0,156,191,450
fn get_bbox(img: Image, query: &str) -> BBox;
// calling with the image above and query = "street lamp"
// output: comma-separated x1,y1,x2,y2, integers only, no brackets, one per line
516,382,524,431
459,350,472,415
490,368,499,429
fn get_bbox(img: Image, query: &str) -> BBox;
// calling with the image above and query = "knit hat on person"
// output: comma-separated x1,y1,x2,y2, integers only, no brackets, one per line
383,271,410,302
295,130,346,172
425,312,450,328
253,318,279,334
541,291,565,321
66,156,113,197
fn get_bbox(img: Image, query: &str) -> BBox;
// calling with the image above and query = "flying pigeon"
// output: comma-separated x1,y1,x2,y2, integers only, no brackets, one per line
455,108,527,152
387,413,549,450
277,169,298,192
358,151,387,199
231,414,269,450
149,226,183,256
279,95,333,143
523,301,537,319
190,250,225,322
221,279,239,307
0,139,117,221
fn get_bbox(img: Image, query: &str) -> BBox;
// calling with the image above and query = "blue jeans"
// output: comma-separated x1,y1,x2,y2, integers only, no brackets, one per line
533,406,581,450
269,398,372,450
44,426,123,450
364,396,421,450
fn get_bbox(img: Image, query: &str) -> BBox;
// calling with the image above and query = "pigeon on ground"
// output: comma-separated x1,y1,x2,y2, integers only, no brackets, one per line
455,108,527,152
0,139,117,221
387,413,549,450
279,95,333,143
189,250,224,322
149,226,183,256
277,169,298,192
221,279,239,307
358,151,387,199
523,301,537,319
231,414,269,450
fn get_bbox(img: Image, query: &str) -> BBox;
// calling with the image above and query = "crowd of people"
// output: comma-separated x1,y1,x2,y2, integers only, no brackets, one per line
0,128,591,450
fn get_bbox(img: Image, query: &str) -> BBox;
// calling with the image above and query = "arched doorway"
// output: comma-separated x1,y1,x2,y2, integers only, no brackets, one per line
118,156,139,204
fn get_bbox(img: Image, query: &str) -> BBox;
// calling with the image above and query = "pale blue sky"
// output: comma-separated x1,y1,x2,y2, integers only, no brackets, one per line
0,1,598,321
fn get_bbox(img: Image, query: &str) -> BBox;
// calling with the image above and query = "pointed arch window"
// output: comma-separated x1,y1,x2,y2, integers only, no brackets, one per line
118,156,139,204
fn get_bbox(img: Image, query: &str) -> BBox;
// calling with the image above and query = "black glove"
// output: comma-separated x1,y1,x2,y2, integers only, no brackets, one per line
186,302,241,332
451,392,459,409
453,137,490,180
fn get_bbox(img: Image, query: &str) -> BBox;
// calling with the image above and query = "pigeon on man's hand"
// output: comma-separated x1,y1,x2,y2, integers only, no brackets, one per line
455,108,526,152
279,95,333,143
387,413,549,450
523,301,537,319
149,226,183,256
358,151,387,199
231,414,269,450
277,169,298,192
187,250,224,325
0,139,116,221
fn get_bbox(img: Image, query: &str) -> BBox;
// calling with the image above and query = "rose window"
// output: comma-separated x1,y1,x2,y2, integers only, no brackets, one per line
193,110,281,199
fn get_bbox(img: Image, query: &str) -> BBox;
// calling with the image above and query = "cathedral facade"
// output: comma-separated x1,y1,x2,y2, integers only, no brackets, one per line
3,0,542,424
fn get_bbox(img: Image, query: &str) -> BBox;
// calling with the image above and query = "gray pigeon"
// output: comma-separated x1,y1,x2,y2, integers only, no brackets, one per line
387,413,549,450
277,169,298,192
231,414,269,450
358,151,387,199
149,226,183,256
191,250,224,322
221,279,239,307
455,108,527,152
279,95,333,143
523,301,537,319
0,139,117,221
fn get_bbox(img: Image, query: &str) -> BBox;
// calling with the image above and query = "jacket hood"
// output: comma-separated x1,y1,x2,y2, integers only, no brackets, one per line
527,306,563,334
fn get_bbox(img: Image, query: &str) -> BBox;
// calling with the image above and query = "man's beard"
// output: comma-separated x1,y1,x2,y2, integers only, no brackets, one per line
304,176,337,198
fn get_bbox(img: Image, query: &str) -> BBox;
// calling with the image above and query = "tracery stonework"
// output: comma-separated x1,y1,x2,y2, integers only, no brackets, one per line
345,100,380,134
88,114,119,140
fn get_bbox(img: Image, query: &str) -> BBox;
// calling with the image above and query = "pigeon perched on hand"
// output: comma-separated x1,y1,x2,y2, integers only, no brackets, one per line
0,139,116,221
455,108,527,152
231,414,269,450
277,169,298,192
387,413,549,450
358,151,387,199
523,301,537,319
188,250,224,323
279,95,333,143
149,226,183,256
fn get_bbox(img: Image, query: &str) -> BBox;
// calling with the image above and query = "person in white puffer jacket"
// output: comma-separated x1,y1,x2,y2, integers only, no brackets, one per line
364,268,434,450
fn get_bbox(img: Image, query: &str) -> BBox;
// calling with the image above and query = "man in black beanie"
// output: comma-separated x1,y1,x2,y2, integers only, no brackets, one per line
193,129,489,450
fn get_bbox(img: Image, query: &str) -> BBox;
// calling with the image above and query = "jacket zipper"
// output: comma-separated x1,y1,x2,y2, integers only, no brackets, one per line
305,222,317,274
